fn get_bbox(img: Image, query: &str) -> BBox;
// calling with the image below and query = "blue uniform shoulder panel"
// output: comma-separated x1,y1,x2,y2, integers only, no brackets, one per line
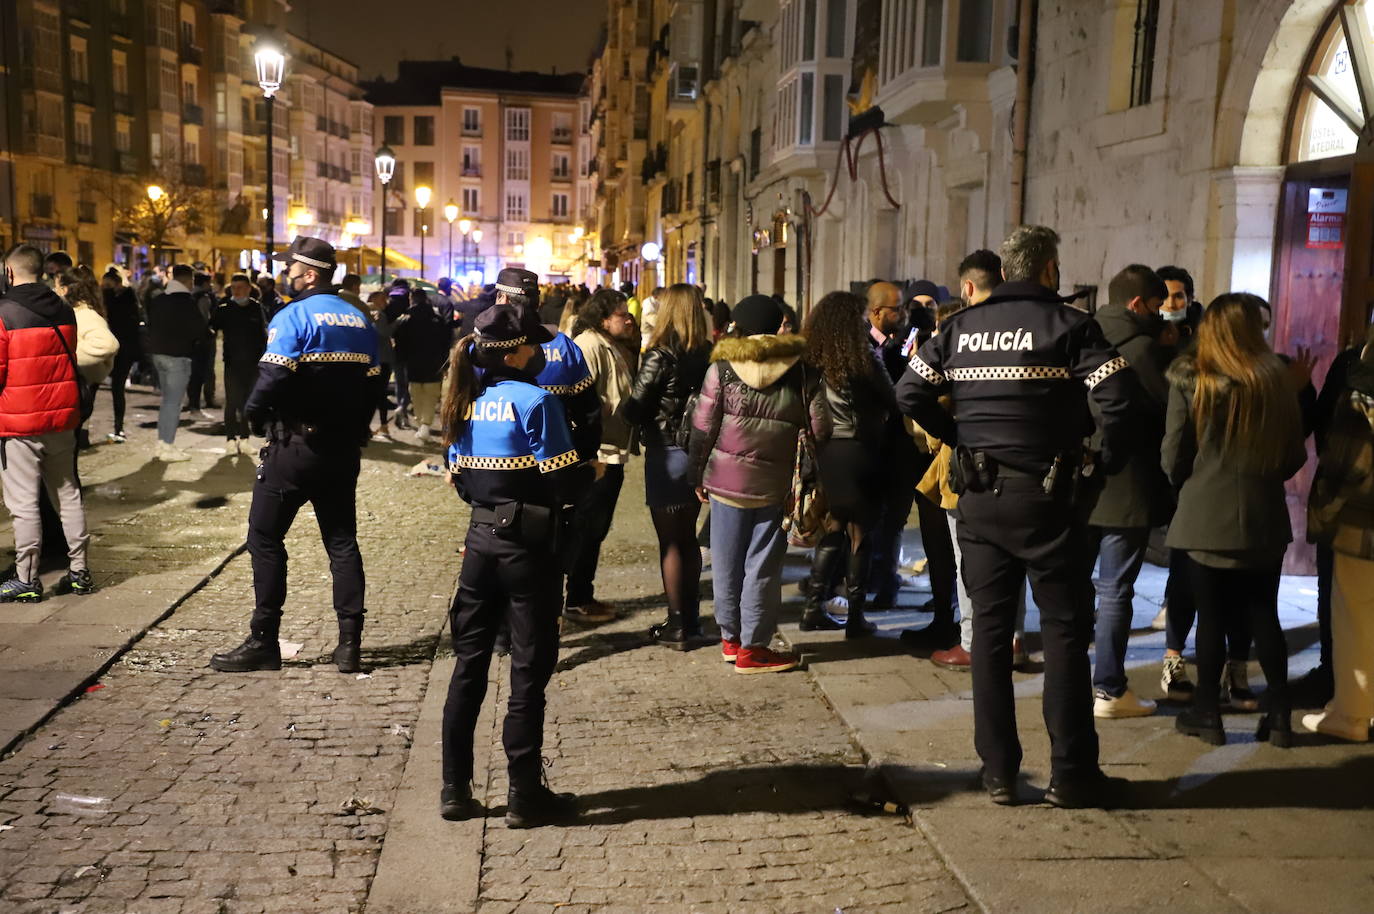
536,332,593,395
264,292,379,373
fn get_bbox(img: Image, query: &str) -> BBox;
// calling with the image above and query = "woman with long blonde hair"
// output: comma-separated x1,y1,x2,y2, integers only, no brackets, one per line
623,283,713,647
1163,292,1307,748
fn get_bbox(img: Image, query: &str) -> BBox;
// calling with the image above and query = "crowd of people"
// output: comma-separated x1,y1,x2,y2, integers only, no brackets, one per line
3,221,1372,821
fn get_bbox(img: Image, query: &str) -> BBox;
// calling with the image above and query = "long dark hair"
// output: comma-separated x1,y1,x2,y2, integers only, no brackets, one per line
804,291,871,389
571,288,626,338
56,266,105,318
440,336,514,447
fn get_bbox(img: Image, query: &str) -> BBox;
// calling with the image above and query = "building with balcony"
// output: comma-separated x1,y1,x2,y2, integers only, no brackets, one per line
364,59,587,282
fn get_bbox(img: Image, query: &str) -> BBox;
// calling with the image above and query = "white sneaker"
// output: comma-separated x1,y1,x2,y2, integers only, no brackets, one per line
416,424,431,443
1093,688,1156,719
822,595,849,615
1150,603,1168,631
156,441,190,463
1301,712,1369,742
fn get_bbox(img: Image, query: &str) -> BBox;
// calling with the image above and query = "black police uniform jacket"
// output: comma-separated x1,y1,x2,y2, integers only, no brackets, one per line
895,280,1137,475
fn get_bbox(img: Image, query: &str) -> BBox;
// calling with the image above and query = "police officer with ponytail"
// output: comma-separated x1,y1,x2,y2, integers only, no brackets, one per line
439,302,597,827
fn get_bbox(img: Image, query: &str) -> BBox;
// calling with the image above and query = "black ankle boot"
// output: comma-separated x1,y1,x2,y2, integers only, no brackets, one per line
210,634,282,672
799,532,845,631
1257,706,1292,748
844,538,877,639
440,783,478,821
651,613,690,650
1175,708,1225,745
332,618,363,673
506,781,578,829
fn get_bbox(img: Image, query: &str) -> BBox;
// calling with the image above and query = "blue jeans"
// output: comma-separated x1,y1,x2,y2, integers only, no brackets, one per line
709,499,787,648
151,354,192,445
1091,527,1150,697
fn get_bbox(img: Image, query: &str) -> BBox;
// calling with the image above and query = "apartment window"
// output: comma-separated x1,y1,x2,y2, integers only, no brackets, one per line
73,112,93,159
505,192,527,222
115,118,132,152
956,0,994,62
413,208,432,236
112,50,128,94
184,134,200,164
390,161,404,189
383,115,404,145
921,0,943,67
552,112,572,143
157,3,176,48
462,144,480,175
384,209,403,235
462,187,480,213
551,192,569,218
506,148,529,181
413,161,435,188
351,150,361,173
160,60,179,110
825,0,847,58
183,77,197,105
463,106,481,134
70,37,89,84
822,74,845,141
506,108,530,142
507,230,525,248
179,3,196,46
413,115,435,145
1128,0,1161,107
552,152,570,179
799,73,814,144
801,0,817,61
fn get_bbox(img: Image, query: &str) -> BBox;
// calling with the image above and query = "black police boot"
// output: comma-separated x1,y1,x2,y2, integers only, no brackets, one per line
439,783,478,821
1256,700,1293,749
332,618,363,673
210,633,282,672
844,539,878,639
1045,770,1129,810
799,532,845,632
506,780,578,829
1175,707,1226,746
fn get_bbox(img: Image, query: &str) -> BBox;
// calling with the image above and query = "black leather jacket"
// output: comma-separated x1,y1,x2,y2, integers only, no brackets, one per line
824,354,896,447
623,342,711,449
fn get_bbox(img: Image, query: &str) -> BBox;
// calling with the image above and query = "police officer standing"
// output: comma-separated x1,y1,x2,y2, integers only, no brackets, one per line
896,226,1137,809
210,236,381,675
439,302,596,827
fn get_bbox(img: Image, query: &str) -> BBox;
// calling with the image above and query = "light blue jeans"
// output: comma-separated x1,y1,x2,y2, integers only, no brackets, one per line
709,499,787,648
151,354,192,445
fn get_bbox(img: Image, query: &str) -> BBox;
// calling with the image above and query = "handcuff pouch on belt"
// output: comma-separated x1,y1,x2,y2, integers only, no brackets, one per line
475,501,562,552
950,446,996,494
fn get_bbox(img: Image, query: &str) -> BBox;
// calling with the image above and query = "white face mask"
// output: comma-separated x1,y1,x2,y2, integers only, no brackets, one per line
1161,308,1187,323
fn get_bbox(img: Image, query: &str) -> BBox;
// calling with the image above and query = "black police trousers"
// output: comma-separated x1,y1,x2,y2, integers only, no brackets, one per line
955,477,1099,781
247,436,364,639
442,516,562,789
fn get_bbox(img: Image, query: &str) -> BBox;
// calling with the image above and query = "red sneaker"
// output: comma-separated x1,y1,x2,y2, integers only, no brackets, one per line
734,646,799,674
721,638,741,663
931,644,972,671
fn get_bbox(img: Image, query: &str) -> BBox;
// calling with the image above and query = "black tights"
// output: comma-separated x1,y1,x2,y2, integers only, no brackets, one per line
650,503,702,632
1189,560,1288,714
107,351,137,435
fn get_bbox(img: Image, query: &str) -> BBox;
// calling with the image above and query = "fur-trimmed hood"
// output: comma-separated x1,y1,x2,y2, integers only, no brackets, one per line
710,333,807,390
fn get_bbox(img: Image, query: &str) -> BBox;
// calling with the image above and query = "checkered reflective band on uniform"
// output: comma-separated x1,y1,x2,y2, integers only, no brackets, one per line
1084,356,1129,390
945,365,1072,382
298,352,374,365
540,375,594,396
908,355,945,385
494,282,525,296
451,453,540,470
367,365,381,377
537,449,579,473
261,352,299,371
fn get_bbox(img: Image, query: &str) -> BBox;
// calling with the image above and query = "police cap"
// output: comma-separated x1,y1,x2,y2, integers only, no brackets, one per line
272,235,337,272
474,301,553,350
494,267,539,300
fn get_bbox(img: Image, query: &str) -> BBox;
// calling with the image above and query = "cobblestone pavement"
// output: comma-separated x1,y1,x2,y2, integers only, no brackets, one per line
0,436,465,913
0,444,973,913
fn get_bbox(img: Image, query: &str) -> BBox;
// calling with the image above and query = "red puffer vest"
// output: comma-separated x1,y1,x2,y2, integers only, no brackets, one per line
0,283,80,437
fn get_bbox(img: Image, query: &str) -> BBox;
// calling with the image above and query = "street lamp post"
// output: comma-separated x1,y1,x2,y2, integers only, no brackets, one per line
374,145,395,284
146,184,165,271
458,217,472,275
444,199,458,280
254,40,285,266
470,227,482,280
415,185,432,279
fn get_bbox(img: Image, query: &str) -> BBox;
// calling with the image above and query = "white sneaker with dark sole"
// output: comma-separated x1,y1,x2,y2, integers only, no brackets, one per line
1093,688,1157,719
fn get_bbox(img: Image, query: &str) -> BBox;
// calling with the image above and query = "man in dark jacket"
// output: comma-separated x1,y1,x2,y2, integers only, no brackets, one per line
1086,265,1171,720
187,271,218,414
100,268,143,443
212,274,268,453
0,245,93,601
392,288,453,443
145,263,208,460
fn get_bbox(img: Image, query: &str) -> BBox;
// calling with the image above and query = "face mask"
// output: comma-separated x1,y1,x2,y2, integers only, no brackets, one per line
1161,308,1187,323
290,274,307,295
524,347,547,378
232,295,250,305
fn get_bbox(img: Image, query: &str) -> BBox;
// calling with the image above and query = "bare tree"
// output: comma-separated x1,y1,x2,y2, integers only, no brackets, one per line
85,162,217,269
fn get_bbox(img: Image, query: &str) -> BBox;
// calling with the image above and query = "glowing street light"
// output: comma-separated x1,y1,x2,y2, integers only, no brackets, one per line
415,185,432,276
444,199,459,280
375,144,395,282
254,39,287,263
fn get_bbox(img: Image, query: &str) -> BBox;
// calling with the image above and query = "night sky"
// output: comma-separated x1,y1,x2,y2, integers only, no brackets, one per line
289,0,607,81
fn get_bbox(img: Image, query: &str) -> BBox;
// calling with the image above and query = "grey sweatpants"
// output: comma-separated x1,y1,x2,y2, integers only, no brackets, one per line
1,432,89,582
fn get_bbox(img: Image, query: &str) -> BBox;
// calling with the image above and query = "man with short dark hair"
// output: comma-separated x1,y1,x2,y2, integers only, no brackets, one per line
0,245,93,601
187,271,219,415
1155,265,1200,345
145,263,208,461
338,273,368,316
1085,264,1170,721
42,251,73,283
211,236,381,675
211,273,267,453
896,225,1138,809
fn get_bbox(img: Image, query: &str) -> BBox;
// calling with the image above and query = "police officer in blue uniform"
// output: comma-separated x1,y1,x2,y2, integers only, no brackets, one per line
896,226,1138,809
211,236,381,674
439,302,596,827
